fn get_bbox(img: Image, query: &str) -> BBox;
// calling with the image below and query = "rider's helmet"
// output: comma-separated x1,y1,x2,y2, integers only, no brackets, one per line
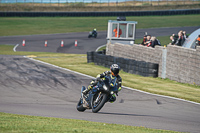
110,64,120,76
94,28,96,31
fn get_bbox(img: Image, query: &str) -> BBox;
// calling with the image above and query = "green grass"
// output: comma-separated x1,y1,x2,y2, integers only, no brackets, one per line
1,15,200,36
1,45,200,103
0,112,181,133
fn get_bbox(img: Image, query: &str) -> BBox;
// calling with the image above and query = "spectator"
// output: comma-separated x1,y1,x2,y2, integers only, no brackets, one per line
113,27,122,37
147,36,160,48
140,35,147,46
196,35,200,48
172,33,178,39
175,31,185,46
169,35,177,45
183,31,188,39
145,35,151,46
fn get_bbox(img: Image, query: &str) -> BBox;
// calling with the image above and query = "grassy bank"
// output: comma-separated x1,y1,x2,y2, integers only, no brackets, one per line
1,15,200,36
0,112,181,133
1,45,200,103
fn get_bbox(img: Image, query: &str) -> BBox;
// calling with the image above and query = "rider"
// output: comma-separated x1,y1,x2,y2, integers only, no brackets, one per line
82,64,122,103
92,28,97,35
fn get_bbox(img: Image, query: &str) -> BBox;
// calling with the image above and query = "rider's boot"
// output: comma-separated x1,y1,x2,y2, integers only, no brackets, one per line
109,94,116,103
82,86,92,95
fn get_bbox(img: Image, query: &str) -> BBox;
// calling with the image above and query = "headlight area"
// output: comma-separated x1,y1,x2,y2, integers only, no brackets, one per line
110,91,114,95
103,85,108,91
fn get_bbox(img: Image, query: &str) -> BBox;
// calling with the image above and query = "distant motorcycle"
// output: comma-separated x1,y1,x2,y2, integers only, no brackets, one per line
88,31,97,38
76,76,118,113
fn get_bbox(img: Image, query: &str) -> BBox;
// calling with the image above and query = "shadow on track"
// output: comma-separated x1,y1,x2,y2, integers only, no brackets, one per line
97,112,159,118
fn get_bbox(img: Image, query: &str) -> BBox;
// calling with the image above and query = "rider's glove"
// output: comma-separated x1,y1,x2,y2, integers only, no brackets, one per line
103,71,110,76
110,83,114,87
96,77,101,81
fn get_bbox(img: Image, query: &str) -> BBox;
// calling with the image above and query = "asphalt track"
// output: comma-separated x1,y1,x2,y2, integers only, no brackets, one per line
0,26,200,133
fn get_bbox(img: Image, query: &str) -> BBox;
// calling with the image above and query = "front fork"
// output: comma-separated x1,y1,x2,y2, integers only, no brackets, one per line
94,92,102,103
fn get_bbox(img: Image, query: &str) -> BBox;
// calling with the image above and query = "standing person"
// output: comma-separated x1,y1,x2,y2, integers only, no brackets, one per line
169,35,177,45
175,31,184,46
82,64,122,103
141,35,147,46
145,35,151,46
183,31,188,39
113,27,122,37
147,36,159,48
196,35,200,48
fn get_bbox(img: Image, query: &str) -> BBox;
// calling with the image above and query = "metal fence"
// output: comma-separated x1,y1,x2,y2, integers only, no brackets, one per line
1,0,200,7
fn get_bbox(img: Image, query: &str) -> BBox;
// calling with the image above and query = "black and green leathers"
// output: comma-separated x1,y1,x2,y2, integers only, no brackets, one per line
82,71,122,96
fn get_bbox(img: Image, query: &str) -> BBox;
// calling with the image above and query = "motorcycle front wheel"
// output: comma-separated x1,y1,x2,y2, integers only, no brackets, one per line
91,93,108,113
76,98,86,112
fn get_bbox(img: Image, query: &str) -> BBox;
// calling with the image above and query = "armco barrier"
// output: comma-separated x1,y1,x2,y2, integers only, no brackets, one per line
87,51,159,78
0,9,200,17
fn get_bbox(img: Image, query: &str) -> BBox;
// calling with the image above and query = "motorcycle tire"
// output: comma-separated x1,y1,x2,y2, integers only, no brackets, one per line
91,93,108,113
76,98,86,112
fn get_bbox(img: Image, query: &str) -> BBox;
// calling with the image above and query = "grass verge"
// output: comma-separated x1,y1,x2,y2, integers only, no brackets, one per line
1,45,200,103
1,15,200,36
0,112,181,133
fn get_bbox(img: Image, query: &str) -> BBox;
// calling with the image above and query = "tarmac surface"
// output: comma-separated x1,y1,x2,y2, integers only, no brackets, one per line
0,26,200,133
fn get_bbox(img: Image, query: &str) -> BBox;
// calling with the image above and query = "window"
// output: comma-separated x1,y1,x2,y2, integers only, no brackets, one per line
108,21,136,40
128,24,134,38
112,23,118,38
119,23,127,38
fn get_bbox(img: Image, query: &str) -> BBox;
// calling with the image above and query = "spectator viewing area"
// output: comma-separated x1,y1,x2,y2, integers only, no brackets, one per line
104,26,200,85
107,18,137,45
183,28,200,49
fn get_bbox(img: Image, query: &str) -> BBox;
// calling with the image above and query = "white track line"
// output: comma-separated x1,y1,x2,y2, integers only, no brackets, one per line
24,56,200,106
13,44,19,52
96,44,106,52
24,56,94,80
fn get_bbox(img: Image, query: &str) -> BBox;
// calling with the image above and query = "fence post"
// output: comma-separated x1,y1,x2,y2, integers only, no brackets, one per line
161,48,167,79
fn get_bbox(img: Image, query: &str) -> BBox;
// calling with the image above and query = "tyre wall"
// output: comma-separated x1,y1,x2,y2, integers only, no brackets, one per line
87,51,159,78
106,43,200,85
106,43,163,77
0,9,200,17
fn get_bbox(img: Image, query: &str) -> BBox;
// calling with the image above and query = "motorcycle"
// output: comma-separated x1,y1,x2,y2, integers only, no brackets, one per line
76,76,118,113
88,31,97,38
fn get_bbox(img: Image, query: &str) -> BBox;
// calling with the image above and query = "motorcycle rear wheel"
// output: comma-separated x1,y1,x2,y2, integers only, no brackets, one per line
76,98,86,112
91,93,108,113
